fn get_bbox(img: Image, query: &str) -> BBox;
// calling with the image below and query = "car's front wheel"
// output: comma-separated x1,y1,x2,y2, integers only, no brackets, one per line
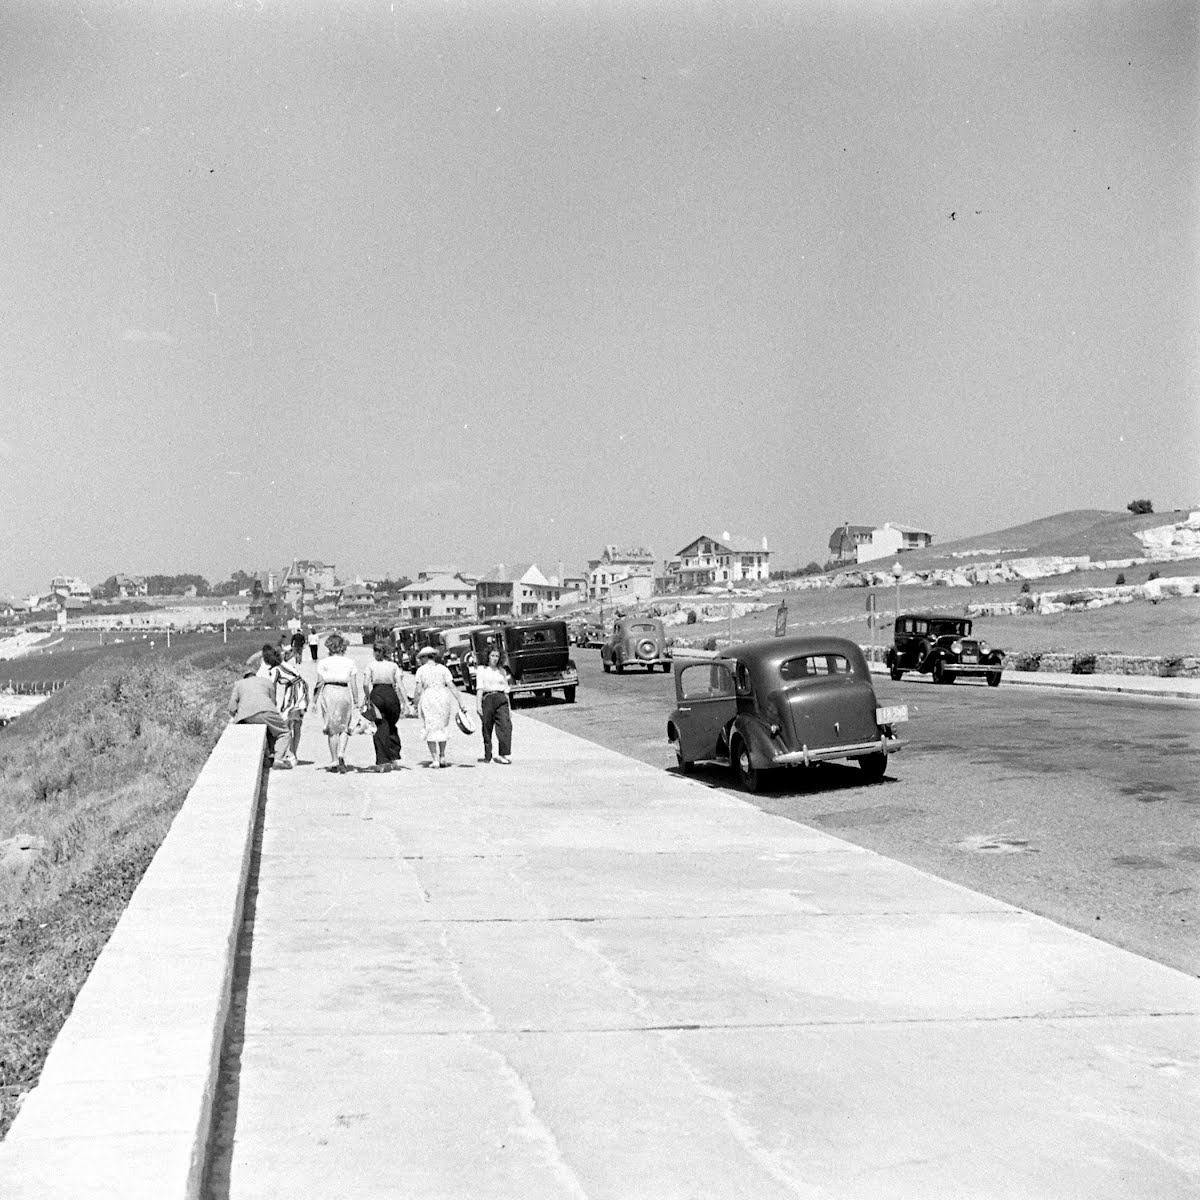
733,740,762,793
932,659,954,684
563,686,576,703
859,751,888,781
889,667,903,681
986,672,1001,688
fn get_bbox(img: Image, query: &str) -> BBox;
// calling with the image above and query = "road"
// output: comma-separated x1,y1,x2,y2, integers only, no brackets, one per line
519,651,1200,976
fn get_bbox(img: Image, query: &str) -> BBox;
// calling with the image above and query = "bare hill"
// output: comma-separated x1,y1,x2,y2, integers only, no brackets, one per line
902,508,1196,569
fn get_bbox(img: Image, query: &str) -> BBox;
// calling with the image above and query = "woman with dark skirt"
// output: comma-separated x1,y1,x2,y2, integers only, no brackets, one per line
363,640,405,771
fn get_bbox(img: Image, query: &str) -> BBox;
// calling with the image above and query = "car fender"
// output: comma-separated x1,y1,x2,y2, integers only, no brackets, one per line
730,714,775,769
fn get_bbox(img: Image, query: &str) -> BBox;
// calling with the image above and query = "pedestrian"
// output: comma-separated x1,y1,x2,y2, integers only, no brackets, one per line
474,647,513,764
307,626,320,661
413,645,468,768
271,641,310,767
363,640,405,771
228,661,292,769
290,629,307,662
314,632,361,773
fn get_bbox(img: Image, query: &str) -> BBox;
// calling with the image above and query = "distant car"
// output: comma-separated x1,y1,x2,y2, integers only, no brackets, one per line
436,624,488,688
886,613,1003,686
574,621,606,648
668,635,906,792
601,616,672,674
498,619,578,703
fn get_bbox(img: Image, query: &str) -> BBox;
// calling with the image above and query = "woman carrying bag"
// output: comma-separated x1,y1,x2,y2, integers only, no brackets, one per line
474,647,513,764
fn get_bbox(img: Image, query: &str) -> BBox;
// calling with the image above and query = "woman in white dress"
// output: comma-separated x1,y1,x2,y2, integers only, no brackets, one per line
314,632,361,773
413,646,468,767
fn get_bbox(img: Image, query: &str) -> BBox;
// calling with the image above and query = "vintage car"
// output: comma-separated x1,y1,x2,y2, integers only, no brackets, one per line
886,613,1003,686
574,621,606,648
435,624,488,688
667,635,906,791
493,619,578,703
601,616,672,673
393,625,424,671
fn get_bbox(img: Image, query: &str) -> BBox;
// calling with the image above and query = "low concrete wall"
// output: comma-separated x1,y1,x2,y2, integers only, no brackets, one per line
0,724,266,1200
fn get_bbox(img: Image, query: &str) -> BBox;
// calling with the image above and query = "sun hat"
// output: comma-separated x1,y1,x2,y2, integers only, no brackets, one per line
416,645,438,660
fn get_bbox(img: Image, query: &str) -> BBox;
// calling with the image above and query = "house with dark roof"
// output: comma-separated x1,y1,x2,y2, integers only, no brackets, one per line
828,523,876,565
662,533,770,591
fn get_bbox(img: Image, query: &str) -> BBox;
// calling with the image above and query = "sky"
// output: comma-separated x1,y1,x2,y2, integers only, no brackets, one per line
1,0,1197,596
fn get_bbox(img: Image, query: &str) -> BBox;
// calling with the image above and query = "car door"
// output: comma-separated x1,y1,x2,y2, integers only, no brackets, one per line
675,661,736,762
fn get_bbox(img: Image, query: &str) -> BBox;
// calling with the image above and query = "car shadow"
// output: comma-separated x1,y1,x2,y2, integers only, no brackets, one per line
670,761,898,796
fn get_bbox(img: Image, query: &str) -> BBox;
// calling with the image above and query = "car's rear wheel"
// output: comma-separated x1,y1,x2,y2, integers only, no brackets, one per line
889,667,903,681
563,686,576,703
615,657,625,674
859,751,888,781
986,672,1001,688
602,659,611,673
733,740,762,793
675,747,692,774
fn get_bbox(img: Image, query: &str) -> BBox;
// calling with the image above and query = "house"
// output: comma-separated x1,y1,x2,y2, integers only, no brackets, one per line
856,523,934,564
247,571,281,624
337,582,376,612
663,533,771,591
475,563,564,619
113,573,148,598
400,573,478,621
828,524,876,565
586,545,656,603
50,575,91,600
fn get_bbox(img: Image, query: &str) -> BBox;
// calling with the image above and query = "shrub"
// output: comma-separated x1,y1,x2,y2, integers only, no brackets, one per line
1016,594,1036,612
1147,569,1160,581
1127,499,1153,514
685,609,697,625
1071,652,1097,675
1059,591,1089,606
1115,573,1125,586
1160,656,1184,678
1019,582,1030,593
1011,651,1041,672
702,636,718,651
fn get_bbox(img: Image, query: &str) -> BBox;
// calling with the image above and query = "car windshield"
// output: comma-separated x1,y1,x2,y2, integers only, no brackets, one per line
932,621,971,637
508,626,566,649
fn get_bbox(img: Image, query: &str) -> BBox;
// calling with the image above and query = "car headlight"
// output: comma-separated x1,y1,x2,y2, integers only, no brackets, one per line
950,640,963,654
979,640,990,654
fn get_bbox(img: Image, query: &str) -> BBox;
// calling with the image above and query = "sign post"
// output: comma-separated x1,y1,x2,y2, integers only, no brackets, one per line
775,600,788,637
866,592,876,657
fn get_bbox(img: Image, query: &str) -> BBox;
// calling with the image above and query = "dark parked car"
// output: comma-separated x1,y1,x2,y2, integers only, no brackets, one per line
667,635,906,792
496,619,578,703
601,616,671,673
886,613,1003,686
435,624,488,688
394,625,424,671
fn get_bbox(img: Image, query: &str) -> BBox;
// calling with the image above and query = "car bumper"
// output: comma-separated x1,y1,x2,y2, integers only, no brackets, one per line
946,662,1002,675
510,669,579,696
772,735,901,767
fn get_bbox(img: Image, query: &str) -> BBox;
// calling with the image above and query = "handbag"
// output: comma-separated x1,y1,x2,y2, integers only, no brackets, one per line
454,708,475,735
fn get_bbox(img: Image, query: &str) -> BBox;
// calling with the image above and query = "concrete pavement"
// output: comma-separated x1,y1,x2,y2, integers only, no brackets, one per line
219,653,1200,1199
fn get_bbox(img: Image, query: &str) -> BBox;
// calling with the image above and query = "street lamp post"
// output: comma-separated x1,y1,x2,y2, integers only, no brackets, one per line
892,561,902,628
222,600,228,644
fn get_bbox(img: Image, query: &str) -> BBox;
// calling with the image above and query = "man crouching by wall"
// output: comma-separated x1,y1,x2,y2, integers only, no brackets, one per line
229,657,292,770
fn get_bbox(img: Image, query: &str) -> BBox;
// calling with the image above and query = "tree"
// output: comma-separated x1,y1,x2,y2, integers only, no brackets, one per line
1127,499,1154,514
211,569,258,597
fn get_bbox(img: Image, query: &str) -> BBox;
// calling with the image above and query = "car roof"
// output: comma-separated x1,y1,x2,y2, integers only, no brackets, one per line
704,634,866,671
898,612,970,622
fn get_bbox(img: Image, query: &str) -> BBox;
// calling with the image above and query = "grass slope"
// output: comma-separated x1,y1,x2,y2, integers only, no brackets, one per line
0,653,235,1137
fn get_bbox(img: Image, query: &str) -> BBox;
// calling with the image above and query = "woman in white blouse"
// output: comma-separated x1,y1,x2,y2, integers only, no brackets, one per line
473,647,513,764
314,632,361,773
413,646,468,768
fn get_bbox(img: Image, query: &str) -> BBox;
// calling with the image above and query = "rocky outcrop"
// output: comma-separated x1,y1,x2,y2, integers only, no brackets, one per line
1136,511,1200,560
967,576,1200,618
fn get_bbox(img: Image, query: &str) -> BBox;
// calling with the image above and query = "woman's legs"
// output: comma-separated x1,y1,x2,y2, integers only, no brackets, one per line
494,700,512,761
426,740,439,764
436,739,448,766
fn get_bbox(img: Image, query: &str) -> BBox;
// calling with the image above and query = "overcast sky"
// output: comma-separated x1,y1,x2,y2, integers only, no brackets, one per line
2,0,1196,595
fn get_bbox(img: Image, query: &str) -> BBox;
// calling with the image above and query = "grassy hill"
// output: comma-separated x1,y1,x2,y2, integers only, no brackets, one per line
902,507,1196,569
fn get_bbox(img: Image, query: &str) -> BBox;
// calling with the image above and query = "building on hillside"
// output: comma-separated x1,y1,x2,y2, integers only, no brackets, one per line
337,582,376,612
586,545,656,602
50,575,91,600
828,524,876,565
475,563,564,619
400,573,478,621
662,533,771,591
247,571,281,624
285,559,337,597
110,573,148,598
856,523,934,564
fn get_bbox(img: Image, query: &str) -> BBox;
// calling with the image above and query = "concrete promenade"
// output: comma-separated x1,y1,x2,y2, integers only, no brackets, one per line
221,658,1200,1199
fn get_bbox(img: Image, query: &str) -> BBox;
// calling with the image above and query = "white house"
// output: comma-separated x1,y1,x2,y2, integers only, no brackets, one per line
587,545,656,602
476,563,564,619
664,533,771,590
400,573,478,620
856,523,934,564
50,575,91,600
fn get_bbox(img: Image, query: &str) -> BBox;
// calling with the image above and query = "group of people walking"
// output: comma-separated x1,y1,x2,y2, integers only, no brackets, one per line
228,631,514,772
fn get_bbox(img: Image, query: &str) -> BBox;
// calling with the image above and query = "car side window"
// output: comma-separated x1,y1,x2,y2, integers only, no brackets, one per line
679,663,734,702
780,654,852,681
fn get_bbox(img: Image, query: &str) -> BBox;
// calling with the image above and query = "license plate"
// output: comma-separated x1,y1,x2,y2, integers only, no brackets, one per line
876,704,908,725
962,654,978,663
